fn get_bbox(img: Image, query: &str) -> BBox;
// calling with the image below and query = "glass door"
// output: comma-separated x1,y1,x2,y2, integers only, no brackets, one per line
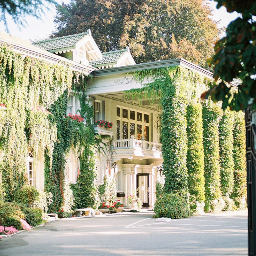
136,174,149,207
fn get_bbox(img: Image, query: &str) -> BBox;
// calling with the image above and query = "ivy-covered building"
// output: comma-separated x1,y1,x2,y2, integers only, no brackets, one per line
0,30,246,214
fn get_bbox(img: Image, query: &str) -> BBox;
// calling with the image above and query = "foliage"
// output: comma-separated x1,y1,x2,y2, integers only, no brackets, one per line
154,192,191,219
0,45,73,202
0,0,57,29
95,120,113,129
186,102,205,212
0,44,99,213
232,111,247,209
19,206,43,227
62,181,74,213
13,185,39,206
219,108,234,198
201,0,256,110
2,217,22,230
67,113,84,122
33,191,53,213
53,0,220,67
71,146,98,210
161,68,189,194
202,100,222,212
0,201,24,229
99,174,117,204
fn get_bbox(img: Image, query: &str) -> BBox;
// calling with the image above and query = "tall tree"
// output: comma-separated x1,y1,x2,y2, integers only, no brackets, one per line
0,0,57,28
53,0,220,67
202,0,256,110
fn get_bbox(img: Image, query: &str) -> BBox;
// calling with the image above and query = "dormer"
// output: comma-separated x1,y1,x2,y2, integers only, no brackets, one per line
33,29,102,65
90,47,136,69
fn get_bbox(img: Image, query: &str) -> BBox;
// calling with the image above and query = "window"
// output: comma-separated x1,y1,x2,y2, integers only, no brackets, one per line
27,154,36,187
67,95,74,115
116,107,150,141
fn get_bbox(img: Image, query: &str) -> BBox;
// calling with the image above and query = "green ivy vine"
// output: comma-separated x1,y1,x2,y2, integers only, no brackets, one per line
186,102,205,212
0,44,98,213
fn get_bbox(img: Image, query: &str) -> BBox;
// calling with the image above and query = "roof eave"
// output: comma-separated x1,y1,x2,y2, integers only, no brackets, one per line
91,58,213,79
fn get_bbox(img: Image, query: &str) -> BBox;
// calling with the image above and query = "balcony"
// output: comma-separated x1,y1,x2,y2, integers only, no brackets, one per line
111,136,162,160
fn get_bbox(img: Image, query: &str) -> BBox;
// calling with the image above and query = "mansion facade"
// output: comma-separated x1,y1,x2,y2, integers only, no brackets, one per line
0,30,212,208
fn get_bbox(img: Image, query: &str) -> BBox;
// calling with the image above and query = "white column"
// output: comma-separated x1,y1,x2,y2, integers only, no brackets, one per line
124,170,128,206
151,167,156,207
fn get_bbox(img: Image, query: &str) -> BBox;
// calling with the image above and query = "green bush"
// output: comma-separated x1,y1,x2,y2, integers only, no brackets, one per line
161,75,188,194
232,111,247,209
154,192,191,219
2,217,22,230
20,206,43,227
0,201,24,229
202,100,222,212
186,103,205,212
219,109,234,198
14,185,39,206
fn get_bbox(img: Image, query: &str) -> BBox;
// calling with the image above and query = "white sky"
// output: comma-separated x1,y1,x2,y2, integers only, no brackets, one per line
0,0,239,42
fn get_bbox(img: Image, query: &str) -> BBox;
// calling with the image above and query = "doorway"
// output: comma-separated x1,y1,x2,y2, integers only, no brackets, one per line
136,173,149,207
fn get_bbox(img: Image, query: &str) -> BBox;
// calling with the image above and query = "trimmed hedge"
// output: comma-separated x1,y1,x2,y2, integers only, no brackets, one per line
20,206,43,227
161,74,188,194
186,102,205,212
219,108,235,210
154,192,190,219
232,111,247,209
202,100,222,212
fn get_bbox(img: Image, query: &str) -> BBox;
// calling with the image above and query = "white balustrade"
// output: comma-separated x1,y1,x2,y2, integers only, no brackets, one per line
112,138,162,152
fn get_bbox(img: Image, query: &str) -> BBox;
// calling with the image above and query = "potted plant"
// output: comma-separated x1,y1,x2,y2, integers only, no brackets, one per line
115,201,124,213
98,202,110,213
95,120,113,129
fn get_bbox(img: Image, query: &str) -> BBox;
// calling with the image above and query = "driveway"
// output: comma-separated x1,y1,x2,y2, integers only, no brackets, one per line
0,210,247,256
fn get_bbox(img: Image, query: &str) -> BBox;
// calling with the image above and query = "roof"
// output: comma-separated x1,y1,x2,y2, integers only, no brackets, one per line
90,48,128,67
91,58,213,79
33,31,90,52
0,31,96,74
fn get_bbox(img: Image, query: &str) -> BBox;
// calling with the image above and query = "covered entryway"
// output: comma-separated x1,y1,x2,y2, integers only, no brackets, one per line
136,173,149,207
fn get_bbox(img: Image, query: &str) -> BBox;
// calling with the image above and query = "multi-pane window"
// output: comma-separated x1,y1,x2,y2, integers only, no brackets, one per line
27,154,36,187
116,107,150,141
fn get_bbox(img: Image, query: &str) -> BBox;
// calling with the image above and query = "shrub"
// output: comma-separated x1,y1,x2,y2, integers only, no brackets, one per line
20,206,43,227
2,217,22,230
219,109,234,198
232,111,247,209
154,192,191,219
186,103,205,212
14,185,39,206
202,100,222,212
0,201,24,230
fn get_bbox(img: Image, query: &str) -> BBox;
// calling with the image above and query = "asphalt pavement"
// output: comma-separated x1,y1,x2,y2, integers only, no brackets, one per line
0,210,248,256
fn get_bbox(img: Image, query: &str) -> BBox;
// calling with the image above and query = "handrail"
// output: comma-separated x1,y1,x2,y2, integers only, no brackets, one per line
112,138,162,151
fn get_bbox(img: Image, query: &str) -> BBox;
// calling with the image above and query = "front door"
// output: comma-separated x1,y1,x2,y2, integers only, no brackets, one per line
136,174,149,207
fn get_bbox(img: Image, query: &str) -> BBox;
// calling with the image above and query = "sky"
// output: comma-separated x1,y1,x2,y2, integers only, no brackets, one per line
0,0,240,42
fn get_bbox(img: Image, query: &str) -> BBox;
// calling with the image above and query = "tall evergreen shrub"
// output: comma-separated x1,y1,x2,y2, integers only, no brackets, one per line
232,111,246,209
219,108,235,210
202,100,223,212
186,102,205,212
161,74,188,194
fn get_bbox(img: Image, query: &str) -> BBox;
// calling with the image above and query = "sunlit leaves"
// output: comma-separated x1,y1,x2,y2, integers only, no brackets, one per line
203,1,256,110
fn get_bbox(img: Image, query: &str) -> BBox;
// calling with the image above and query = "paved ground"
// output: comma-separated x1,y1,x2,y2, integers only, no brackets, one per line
0,210,248,256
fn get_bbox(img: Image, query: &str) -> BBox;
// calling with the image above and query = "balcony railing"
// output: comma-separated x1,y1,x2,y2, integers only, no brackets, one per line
111,136,162,159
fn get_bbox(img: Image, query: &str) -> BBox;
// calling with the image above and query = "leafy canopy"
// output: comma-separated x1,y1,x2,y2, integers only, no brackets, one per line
53,0,220,68
0,0,57,28
202,0,256,111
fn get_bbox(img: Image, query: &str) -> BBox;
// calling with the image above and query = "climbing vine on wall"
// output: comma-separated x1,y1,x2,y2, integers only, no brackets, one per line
0,45,73,202
219,108,235,210
0,45,98,212
232,111,247,209
202,100,223,212
186,102,205,212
